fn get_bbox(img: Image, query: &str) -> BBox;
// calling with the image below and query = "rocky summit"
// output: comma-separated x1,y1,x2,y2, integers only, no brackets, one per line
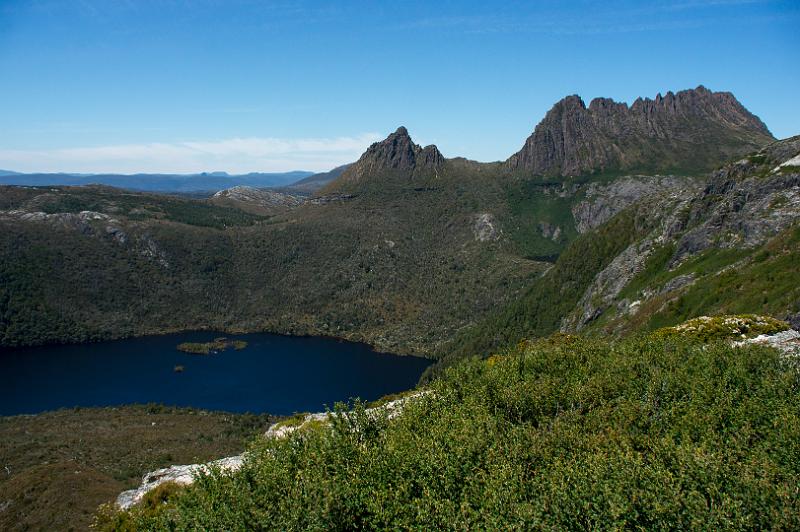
507,86,774,178
329,126,444,191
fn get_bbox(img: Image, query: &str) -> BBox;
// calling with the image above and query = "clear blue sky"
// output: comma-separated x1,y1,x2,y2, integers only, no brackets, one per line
1,0,798,173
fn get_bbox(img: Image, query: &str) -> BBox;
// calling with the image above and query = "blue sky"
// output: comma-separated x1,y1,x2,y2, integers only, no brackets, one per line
1,0,798,173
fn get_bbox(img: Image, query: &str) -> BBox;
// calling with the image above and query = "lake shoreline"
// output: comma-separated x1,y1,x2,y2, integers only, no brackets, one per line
0,324,435,359
0,330,433,417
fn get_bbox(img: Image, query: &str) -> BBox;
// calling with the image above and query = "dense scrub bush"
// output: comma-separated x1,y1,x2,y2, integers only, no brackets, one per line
110,335,800,530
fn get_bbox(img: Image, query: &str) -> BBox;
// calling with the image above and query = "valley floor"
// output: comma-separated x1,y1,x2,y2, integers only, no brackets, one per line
0,406,273,531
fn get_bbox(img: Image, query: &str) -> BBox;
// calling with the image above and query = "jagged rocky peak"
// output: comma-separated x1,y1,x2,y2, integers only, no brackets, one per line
361,126,443,171
329,127,443,190
508,86,775,178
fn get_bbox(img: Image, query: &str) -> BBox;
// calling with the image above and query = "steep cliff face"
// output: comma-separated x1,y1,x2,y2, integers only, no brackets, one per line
507,86,774,178
562,135,800,333
439,134,799,368
327,127,444,192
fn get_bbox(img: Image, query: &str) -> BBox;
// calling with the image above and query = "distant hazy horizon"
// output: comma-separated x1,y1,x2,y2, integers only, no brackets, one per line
1,0,797,174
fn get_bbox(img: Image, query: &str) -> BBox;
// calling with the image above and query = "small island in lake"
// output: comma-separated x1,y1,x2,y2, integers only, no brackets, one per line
176,337,248,355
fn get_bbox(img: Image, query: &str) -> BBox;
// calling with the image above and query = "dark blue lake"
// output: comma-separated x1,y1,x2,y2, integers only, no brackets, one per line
0,332,433,416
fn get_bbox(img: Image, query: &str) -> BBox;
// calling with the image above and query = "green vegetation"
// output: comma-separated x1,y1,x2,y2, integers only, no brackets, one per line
106,334,800,530
177,342,219,354
433,208,646,375
28,186,267,229
0,116,796,531
0,405,273,531
366,388,418,408
621,246,748,302
176,338,248,355
503,180,579,260
634,225,800,332
94,481,187,531
0,175,546,354
575,221,800,340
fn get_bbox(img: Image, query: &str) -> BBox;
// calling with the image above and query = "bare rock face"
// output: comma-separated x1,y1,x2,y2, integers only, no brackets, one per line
734,329,800,357
508,86,774,178
473,213,501,242
572,176,700,233
210,186,303,215
213,186,301,206
115,455,244,510
672,138,800,264
329,127,443,190
537,221,561,241
563,237,657,331
563,136,800,332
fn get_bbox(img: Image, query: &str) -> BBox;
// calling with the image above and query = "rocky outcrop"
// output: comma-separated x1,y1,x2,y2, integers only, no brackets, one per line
537,222,561,241
327,127,443,190
571,176,699,233
0,209,131,246
0,209,114,233
473,213,501,242
307,193,356,205
115,392,429,510
508,86,774,178
563,183,700,330
672,139,800,263
0,208,172,267
210,186,303,214
735,329,800,357
115,455,244,510
563,136,800,332
563,236,657,330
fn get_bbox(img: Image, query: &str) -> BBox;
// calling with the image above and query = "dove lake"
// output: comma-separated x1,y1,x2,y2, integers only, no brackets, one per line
0,331,432,416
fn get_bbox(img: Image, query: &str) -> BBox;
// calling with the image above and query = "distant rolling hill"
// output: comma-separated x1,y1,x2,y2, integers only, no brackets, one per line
284,164,352,193
0,170,315,193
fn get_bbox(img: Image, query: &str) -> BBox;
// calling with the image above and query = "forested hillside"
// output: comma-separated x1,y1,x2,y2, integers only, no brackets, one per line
2,88,789,362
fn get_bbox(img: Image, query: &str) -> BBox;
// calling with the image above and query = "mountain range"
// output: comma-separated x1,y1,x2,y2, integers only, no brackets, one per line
0,86,796,365
0,170,315,193
3,85,800,529
507,85,772,177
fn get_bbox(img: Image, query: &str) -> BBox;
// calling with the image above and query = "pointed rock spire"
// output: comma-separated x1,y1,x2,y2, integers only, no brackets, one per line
325,127,443,191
